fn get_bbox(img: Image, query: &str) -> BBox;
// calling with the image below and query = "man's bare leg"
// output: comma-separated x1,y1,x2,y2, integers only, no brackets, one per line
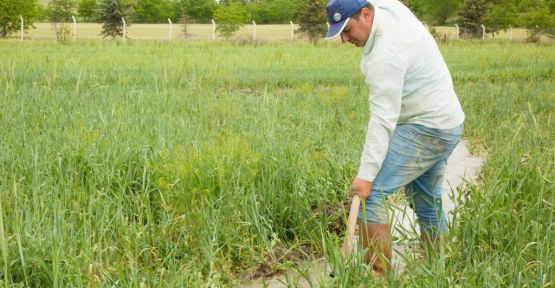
359,222,391,276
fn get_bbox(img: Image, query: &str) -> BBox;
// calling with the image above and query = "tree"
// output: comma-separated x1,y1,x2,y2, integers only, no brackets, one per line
521,0,555,41
483,0,519,36
213,3,248,39
246,0,304,24
179,0,217,23
399,0,426,19
296,0,327,44
78,0,98,22
133,0,178,23
98,0,134,39
0,0,38,38
419,0,462,25
47,0,77,41
36,3,50,21
457,0,492,38
181,9,192,39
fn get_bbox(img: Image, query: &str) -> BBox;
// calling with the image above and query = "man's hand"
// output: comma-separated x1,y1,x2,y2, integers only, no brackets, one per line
349,178,373,199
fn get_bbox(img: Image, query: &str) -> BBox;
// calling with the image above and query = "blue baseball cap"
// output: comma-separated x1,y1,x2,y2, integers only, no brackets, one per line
325,0,369,39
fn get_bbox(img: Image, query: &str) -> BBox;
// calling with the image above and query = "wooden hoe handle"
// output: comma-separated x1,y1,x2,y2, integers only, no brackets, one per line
341,194,361,257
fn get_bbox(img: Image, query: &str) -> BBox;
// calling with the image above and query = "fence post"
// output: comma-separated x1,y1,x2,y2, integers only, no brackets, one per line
481,24,485,40
19,15,23,40
168,18,172,41
252,20,256,41
509,25,512,41
455,24,459,39
211,19,216,41
72,16,77,41
122,17,126,41
290,21,294,41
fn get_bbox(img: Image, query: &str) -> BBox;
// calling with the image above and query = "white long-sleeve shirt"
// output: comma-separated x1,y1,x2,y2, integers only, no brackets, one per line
356,0,465,182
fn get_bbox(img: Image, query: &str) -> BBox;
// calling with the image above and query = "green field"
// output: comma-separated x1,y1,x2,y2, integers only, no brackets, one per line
0,40,554,287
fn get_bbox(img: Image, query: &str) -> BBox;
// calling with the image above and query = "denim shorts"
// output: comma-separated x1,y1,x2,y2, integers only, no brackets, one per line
358,123,464,236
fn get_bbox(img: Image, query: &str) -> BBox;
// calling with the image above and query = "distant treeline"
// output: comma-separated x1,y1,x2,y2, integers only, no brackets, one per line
29,0,555,27
2,0,554,40
35,0,305,24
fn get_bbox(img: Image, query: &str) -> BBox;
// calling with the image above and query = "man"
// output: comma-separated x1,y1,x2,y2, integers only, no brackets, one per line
325,0,465,275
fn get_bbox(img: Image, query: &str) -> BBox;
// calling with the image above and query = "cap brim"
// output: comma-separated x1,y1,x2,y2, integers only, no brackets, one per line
325,18,349,40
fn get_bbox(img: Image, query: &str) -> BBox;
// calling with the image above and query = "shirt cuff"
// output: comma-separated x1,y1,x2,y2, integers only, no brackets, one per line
357,162,379,183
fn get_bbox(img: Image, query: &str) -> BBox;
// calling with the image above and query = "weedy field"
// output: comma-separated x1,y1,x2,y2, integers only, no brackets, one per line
0,40,553,287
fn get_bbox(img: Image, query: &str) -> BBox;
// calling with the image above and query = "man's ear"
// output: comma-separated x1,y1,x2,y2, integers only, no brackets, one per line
361,7,372,21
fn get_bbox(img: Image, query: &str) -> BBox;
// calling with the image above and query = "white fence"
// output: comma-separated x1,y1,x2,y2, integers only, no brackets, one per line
13,16,538,42
17,17,302,42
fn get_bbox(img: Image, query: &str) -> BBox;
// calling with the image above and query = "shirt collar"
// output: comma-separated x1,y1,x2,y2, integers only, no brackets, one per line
362,2,381,55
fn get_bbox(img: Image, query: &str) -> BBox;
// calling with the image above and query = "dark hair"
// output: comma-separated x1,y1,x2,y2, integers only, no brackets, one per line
351,3,374,20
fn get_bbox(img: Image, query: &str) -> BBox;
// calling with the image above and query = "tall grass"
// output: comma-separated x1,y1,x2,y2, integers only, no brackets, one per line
0,40,553,286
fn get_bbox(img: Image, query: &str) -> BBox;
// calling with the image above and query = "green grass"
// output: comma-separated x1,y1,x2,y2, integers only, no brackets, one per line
0,40,553,287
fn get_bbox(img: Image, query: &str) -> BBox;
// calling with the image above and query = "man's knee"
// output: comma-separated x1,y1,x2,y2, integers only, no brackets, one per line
358,195,389,224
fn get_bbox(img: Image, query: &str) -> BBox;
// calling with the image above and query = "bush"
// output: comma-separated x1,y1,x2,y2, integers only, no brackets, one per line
214,3,249,40
521,0,555,42
47,0,77,41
